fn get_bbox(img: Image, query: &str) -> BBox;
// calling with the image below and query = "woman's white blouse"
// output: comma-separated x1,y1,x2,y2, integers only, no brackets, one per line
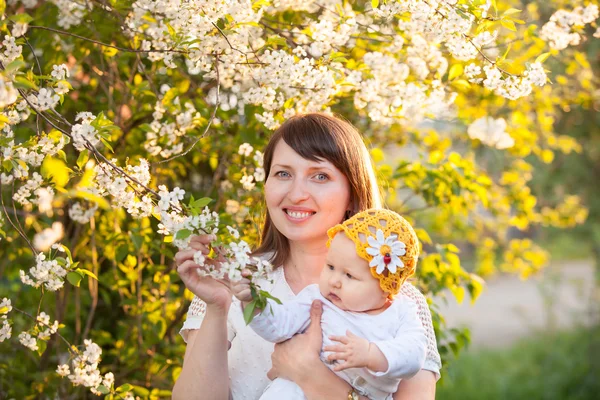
180,267,441,400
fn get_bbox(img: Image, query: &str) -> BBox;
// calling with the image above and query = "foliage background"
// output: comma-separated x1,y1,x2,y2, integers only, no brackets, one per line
0,0,598,398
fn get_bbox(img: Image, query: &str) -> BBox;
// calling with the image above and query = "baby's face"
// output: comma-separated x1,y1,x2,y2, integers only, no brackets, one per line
319,233,388,313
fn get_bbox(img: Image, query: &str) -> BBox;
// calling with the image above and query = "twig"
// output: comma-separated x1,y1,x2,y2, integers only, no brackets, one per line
0,178,36,254
28,25,188,54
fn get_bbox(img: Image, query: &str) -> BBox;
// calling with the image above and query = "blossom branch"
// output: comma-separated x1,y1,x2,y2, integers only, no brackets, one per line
157,54,221,164
28,25,188,54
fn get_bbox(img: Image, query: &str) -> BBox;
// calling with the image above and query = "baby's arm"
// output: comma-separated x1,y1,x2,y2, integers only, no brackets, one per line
369,300,427,379
247,286,317,343
325,330,390,373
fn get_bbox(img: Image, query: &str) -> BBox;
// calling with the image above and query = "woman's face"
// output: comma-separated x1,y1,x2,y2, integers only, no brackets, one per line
264,140,351,246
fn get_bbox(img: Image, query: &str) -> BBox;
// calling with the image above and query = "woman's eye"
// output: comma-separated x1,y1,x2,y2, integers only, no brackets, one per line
275,171,290,178
314,173,329,181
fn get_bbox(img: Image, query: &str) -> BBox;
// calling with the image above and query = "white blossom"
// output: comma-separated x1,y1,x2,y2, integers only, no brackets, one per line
240,174,255,191
225,199,240,215
467,117,514,149
0,76,18,108
33,222,64,252
51,64,70,81
57,364,70,377
0,319,11,342
541,5,599,50
18,331,38,351
238,143,254,157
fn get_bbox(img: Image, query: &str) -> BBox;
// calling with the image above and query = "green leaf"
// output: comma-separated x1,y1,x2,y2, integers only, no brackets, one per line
500,20,517,31
415,228,432,245
451,79,471,91
450,285,465,304
100,138,114,153
502,8,521,16
447,243,460,253
131,234,143,251
266,36,287,48
243,300,257,325
467,274,485,303
4,59,26,74
77,149,89,170
103,47,118,57
175,229,192,240
448,64,463,81
8,13,33,23
252,0,270,12
13,75,39,90
96,385,110,395
72,190,110,209
132,385,150,396
76,268,98,281
535,52,551,64
66,271,84,287
116,383,133,393
499,44,511,63
190,197,212,209
259,290,282,305
41,156,71,188
37,339,47,356
61,244,73,263
115,244,129,262
2,159,13,172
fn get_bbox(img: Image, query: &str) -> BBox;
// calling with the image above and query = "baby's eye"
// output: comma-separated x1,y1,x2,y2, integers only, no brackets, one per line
346,273,353,279
328,264,334,271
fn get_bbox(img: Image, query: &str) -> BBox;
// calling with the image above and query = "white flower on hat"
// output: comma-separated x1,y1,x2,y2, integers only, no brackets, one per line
366,229,406,274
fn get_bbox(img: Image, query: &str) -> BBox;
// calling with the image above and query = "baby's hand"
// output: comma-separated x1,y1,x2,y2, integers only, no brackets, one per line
324,330,371,372
230,269,252,303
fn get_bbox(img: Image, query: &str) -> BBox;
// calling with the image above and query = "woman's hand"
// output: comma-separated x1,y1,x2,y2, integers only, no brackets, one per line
267,300,324,383
175,234,232,311
230,269,252,303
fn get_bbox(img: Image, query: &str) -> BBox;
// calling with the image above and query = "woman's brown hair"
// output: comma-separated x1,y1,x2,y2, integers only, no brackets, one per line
253,113,382,267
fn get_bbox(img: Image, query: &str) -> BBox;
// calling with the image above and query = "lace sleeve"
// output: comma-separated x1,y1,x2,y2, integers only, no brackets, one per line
399,283,442,379
179,295,236,344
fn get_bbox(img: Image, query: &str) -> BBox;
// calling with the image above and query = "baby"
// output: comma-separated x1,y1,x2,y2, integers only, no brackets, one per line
233,208,427,400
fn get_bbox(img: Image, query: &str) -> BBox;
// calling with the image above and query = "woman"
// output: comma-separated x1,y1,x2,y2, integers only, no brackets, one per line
173,113,441,400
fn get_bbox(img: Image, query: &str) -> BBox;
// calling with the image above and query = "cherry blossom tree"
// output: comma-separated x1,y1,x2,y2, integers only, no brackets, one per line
0,0,596,397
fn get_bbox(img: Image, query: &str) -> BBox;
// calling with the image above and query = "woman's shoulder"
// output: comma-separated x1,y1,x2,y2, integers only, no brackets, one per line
399,281,427,305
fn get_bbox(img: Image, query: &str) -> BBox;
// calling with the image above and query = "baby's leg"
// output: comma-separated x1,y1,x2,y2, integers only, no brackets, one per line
259,377,306,400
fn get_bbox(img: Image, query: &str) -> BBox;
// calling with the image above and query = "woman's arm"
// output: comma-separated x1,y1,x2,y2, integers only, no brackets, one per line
172,235,234,400
172,305,231,400
393,369,437,400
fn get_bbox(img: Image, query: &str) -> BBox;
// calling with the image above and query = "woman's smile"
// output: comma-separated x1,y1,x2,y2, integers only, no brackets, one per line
283,207,316,222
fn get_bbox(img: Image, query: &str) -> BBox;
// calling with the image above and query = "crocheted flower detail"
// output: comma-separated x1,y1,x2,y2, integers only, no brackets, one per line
366,229,406,274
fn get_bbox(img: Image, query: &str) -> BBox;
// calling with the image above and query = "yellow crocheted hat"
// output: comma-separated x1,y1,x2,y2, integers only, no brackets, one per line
327,208,419,297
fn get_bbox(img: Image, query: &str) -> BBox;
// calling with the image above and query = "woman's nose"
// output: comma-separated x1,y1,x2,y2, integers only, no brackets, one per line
287,178,310,202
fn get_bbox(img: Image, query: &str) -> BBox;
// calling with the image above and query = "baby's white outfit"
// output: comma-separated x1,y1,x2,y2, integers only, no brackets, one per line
180,267,441,400
249,284,427,400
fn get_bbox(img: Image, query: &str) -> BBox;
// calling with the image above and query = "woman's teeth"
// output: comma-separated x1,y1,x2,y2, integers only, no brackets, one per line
286,210,313,218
